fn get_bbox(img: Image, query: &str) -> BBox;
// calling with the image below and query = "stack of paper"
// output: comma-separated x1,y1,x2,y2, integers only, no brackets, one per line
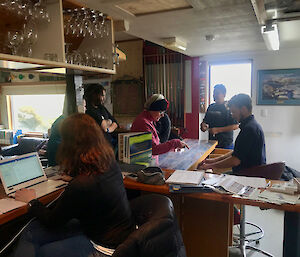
257,190,300,205
166,170,204,185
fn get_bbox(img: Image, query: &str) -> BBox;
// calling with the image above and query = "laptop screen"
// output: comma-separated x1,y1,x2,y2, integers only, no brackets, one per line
0,153,44,188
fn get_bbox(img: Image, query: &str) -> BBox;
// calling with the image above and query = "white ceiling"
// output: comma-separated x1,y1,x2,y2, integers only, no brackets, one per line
76,0,300,56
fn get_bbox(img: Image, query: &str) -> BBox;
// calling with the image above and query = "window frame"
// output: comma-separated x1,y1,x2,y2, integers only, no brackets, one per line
208,59,253,104
0,82,66,132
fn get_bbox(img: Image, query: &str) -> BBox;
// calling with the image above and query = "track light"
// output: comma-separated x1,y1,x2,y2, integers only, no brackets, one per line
261,23,280,51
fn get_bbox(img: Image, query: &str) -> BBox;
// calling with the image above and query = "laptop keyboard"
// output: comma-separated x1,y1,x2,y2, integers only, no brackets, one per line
10,180,68,198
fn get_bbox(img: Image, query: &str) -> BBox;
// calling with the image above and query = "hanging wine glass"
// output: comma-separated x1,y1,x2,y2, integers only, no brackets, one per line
7,31,24,55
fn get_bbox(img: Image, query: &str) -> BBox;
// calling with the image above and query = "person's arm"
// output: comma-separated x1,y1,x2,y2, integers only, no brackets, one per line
132,121,185,155
204,150,233,164
209,124,239,135
199,155,241,170
105,107,118,133
15,184,78,228
108,122,118,133
201,106,211,132
155,114,171,143
200,122,209,132
152,139,186,155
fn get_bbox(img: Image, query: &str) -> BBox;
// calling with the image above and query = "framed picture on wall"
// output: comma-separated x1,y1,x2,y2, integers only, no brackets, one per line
257,68,300,105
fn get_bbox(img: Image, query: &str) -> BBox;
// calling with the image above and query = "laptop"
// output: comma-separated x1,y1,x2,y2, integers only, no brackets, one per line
0,152,67,198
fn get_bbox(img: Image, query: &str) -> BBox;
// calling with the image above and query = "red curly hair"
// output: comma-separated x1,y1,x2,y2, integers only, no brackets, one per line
57,113,115,176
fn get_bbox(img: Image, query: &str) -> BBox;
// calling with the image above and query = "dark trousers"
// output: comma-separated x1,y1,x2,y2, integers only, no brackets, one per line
14,220,109,257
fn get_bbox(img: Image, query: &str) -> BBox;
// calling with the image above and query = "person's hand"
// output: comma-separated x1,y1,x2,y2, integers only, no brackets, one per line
197,159,213,170
107,119,112,126
15,188,36,203
180,141,189,149
174,141,189,152
197,162,212,170
209,127,220,136
61,175,73,182
201,122,209,132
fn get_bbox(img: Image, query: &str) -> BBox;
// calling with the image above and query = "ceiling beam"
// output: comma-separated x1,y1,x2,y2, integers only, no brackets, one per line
114,20,130,32
251,0,268,25
185,0,206,10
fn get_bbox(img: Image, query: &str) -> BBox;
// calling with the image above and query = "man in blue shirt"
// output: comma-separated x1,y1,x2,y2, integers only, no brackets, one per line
201,84,238,149
198,94,266,174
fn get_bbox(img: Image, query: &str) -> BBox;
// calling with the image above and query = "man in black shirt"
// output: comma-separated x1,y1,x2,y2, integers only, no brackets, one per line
201,84,238,148
198,94,266,174
84,84,118,146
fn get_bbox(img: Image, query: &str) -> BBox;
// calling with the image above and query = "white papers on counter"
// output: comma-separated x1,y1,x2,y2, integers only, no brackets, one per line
0,198,26,214
166,170,204,185
257,190,300,205
269,179,300,195
203,174,267,197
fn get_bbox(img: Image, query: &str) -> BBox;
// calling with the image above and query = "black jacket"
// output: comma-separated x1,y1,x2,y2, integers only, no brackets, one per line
29,161,134,248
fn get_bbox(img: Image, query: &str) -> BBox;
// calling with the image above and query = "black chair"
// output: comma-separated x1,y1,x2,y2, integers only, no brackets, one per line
1,137,49,167
1,137,47,156
231,162,285,257
113,194,187,257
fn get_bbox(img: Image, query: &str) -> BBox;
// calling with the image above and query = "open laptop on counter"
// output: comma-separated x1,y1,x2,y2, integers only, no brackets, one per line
0,152,67,199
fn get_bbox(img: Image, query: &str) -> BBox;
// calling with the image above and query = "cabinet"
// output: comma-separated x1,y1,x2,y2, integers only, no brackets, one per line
0,0,123,75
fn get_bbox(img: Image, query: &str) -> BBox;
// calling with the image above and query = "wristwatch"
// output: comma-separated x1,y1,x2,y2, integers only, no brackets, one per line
28,199,39,208
107,128,109,133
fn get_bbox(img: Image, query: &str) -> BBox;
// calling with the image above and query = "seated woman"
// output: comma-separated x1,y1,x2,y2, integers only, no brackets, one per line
155,113,183,143
14,114,134,257
131,94,187,155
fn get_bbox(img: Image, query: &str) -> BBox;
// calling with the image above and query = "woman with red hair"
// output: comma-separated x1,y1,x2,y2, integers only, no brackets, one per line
131,94,187,155
14,114,134,257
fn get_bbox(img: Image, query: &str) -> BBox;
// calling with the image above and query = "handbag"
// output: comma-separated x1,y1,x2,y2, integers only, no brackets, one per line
136,167,165,185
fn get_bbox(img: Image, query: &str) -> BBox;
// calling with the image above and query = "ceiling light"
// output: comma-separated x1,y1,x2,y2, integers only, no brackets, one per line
163,37,187,51
261,23,280,51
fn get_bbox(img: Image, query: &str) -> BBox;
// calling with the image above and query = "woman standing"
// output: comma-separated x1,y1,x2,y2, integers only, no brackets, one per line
14,114,134,257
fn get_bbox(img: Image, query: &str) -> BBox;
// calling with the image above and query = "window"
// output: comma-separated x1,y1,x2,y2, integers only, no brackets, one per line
9,94,65,133
209,62,252,104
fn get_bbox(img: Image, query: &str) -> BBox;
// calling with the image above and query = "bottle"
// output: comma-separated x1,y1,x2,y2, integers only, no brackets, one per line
13,129,22,144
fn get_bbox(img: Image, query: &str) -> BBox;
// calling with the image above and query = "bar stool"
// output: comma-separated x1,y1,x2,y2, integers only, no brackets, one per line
230,162,285,257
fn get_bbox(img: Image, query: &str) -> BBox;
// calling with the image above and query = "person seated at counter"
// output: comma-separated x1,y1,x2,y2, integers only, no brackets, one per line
84,83,118,147
201,84,239,149
198,94,266,174
47,114,65,166
155,112,182,143
14,114,134,257
131,94,188,155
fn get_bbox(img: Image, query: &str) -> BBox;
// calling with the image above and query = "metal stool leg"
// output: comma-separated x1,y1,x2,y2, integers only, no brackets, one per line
230,205,274,257
246,245,274,257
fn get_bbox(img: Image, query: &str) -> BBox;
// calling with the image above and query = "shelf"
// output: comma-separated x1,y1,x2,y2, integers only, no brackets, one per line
0,53,116,75
0,0,125,75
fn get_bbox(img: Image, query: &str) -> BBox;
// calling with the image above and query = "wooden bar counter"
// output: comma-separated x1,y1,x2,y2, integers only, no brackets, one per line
1,140,299,256
158,139,217,170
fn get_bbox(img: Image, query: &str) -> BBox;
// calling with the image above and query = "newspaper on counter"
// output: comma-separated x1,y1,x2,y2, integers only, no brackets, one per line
202,174,267,197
